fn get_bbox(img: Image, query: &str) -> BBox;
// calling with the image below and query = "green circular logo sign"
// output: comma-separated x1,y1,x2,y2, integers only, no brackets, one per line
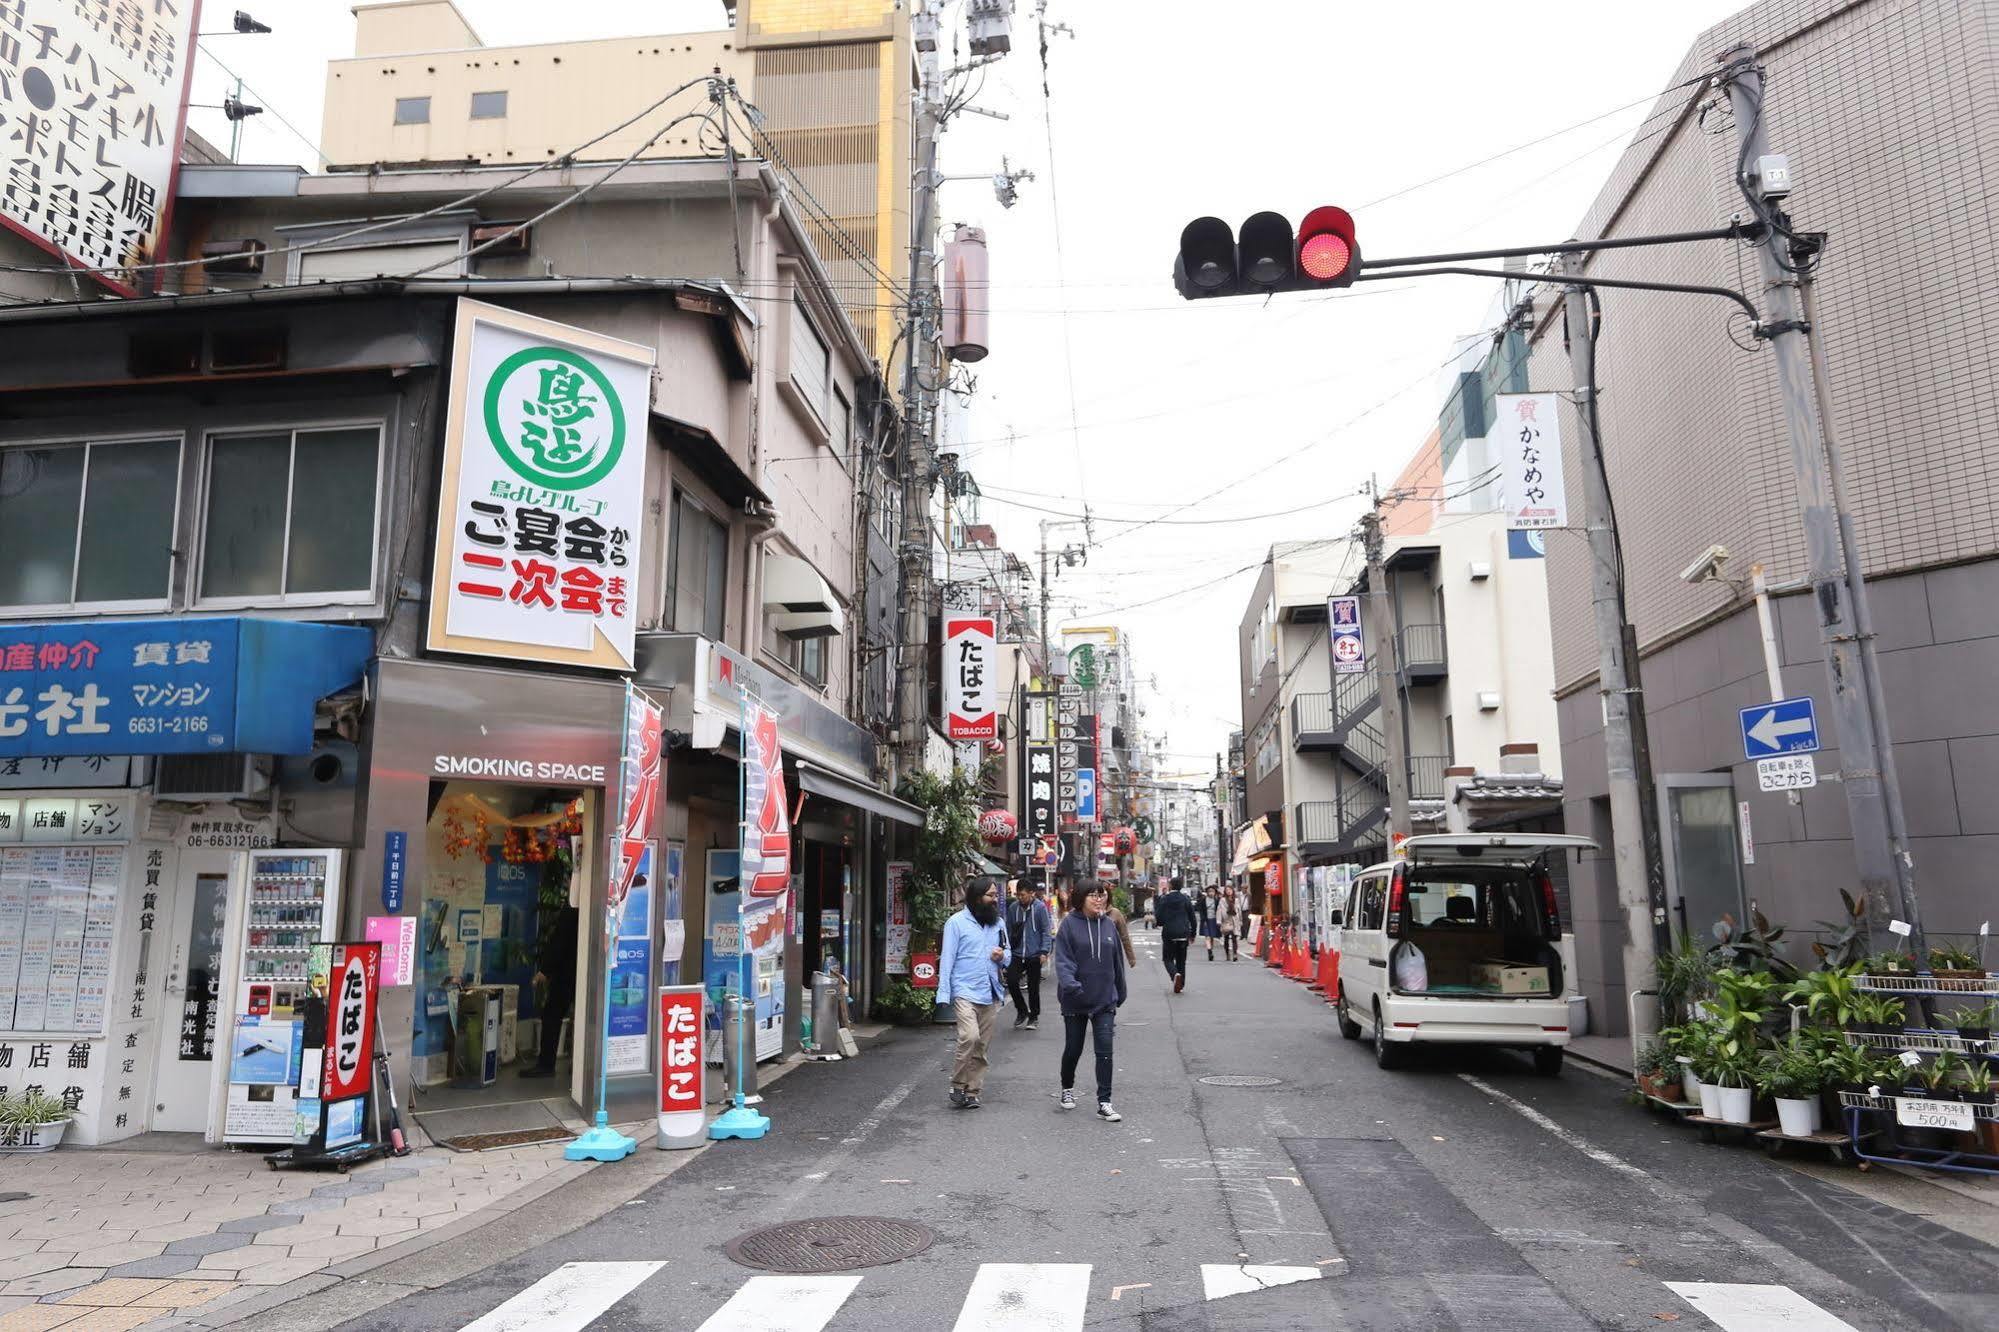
482,346,626,491
1069,643,1099,688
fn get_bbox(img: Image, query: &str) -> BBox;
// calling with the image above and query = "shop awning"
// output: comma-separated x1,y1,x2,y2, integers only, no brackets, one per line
763,553,845,640
795,759,924,827
1230,816,1274,876
0,616,372,758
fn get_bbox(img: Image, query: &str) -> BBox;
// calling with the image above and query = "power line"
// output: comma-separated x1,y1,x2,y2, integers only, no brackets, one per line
195,45,331,166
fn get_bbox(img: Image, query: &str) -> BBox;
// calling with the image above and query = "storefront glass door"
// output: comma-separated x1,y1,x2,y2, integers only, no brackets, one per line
151,870,227,1133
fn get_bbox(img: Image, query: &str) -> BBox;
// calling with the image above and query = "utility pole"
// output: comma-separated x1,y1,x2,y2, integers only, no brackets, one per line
1721,48,1923,955
1360,493,1410,844
1565,279,1662,1059
894,23,944,774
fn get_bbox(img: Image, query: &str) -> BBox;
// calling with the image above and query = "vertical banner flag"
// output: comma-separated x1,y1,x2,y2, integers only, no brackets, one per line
1495,392,1568,531
740,701,791,959
944,617,998,739
613,690,664,907
1327,595,1366,676
884,862,913,975
1025,743,1057,837
429,301,656,671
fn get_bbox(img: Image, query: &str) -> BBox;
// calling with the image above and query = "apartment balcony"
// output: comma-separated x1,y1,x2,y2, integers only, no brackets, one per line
1398,622,1447,682
1290,670,1383,755
1293,753,1450,861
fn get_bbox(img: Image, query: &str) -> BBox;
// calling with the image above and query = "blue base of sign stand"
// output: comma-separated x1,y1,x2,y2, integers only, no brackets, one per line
564,1113,638,1162
708,1104,772,1140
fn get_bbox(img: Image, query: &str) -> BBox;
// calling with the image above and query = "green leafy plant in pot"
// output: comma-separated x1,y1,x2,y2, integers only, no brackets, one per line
1782,964,1863,1031
1929,943,1986,980
1634,1041,1683,1103
1946,1002,1994,1047
1701,1042,1758,1125
0,1090,73,1153
1758,1036,1826,1136
871,978,933,1026
1657,1023,1710,1103
1957,1057,1995,1107
1851,993,1907,1037
1821,1041,1876,1098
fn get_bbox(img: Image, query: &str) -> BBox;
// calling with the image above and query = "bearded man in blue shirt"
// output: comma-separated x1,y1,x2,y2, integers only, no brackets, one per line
936,877,1011,1109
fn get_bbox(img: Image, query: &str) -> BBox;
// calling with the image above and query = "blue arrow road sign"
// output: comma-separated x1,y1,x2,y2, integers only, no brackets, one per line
1740,696,1820,760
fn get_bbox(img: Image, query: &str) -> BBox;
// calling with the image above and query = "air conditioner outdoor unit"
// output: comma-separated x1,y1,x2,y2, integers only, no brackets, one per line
153,753,273,802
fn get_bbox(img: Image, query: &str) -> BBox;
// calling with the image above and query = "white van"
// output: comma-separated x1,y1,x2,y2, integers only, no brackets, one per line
1333,833,1596,1075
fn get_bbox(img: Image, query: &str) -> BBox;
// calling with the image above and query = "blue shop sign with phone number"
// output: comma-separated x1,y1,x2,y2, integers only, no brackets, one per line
0,617,372,758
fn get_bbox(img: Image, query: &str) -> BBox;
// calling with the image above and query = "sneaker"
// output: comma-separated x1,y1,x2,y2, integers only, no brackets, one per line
950,1088,969,1109
965,1093,982,1109
1097,1102,1122,1122
1174,972,1185,994
1024,1019,1039,1031
1013,1014,1027,1029
1059,1089,1077,1111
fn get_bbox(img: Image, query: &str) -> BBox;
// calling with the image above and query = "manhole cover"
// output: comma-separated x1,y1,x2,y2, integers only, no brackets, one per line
725,1216,936,1273
1199,1074,1282,1087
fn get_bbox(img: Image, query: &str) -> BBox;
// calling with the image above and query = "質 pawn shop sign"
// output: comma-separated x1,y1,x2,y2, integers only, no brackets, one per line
429,301,657,671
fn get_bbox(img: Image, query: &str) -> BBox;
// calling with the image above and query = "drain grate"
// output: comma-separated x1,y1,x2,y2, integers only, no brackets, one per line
726,1216,936,1273
1199,1074,1283,1088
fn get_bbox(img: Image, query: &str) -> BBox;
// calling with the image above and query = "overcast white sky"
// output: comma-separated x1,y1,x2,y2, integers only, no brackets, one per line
188,0,1748,777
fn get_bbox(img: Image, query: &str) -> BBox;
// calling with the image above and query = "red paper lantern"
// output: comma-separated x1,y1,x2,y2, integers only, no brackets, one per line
1112,826,1137,855
978,808,1018,846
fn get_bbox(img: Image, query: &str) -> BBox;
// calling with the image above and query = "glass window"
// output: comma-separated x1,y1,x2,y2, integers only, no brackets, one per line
201,427,381,602
0,438,178,609
666,490,728,640
1358,876,1386,931
790,297,831,424
470,91,507,119
394,96,431,125
834,388,852,462
799,635,826,686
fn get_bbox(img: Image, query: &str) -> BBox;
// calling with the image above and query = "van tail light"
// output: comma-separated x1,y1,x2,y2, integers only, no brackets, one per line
1538,868,1562,938
1385,865,1406,938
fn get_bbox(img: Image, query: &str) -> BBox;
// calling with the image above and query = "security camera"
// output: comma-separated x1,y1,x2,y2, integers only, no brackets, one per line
1680,544,1731,585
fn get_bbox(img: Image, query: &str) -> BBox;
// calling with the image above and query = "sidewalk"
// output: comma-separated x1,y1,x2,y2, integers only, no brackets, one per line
0,1036,857,1332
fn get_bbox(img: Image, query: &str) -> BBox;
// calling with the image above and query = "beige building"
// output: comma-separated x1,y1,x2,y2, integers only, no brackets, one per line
322,0,913,355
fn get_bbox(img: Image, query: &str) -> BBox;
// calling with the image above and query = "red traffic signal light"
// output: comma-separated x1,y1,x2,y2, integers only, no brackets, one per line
1172,207,1361,299
1297,206,1360,287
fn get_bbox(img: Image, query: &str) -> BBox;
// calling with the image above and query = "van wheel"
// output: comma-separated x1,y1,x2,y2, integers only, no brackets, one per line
1533,1047,1564,1077
1336,987,1361,1041
1372,1003,1406,1070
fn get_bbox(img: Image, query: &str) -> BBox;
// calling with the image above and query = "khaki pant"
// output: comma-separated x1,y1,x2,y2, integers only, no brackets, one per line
952,997,1001,1094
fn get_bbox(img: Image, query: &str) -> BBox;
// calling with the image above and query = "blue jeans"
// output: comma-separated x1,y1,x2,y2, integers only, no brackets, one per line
1061,1009,1116,1103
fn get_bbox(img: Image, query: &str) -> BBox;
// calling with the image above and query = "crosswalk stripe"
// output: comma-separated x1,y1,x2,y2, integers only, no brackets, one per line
1664,1282,1859,1331
950,1263,1092,1331
1200,1264,1324,1300
457,1260,665,1332
694,1274,863,1332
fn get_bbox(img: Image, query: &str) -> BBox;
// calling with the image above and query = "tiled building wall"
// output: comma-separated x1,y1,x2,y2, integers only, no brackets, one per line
1528,0,1999,689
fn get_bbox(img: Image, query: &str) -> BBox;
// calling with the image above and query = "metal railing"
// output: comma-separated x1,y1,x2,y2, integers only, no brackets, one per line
1409,754,1448,800
1398,622,1447,672
1291,691,1337,736
1294,800,1341,845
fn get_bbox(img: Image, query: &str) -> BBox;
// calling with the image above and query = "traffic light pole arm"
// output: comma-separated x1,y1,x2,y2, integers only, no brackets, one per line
1352,265,1762,325
1357,223,1756,274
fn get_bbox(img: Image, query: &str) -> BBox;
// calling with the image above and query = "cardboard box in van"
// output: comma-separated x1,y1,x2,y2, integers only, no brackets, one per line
1472,961,1550,995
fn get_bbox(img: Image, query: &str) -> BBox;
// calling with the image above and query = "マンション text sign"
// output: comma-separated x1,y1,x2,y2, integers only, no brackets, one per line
0,2,201,292
429,301,656,671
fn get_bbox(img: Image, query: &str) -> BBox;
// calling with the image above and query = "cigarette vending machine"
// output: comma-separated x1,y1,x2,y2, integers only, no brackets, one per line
221,849,345,1144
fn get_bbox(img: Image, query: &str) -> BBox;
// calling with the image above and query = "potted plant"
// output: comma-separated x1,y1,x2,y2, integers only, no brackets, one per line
1851,993,1907,1036
1823,1041,1877,1098
0,1090,72,1153
1759,1037,1825,1136
1706,1043,1758,1124
1656,934,1714,1025
1929,944,1986,981
871,978,934,1027
1958,1058,1995,1107
1920,1050,1967,1099
1658,1023,1709,1103
1865,949,1918,977
1783,964,1863,1031
1635,1042,1683,1103
1947,1002,1994,1047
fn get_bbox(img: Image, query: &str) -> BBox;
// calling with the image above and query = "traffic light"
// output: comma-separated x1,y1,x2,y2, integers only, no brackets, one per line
1172,207,1362,299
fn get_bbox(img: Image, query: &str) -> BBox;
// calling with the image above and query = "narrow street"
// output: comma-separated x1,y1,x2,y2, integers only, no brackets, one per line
319,930,1999,1332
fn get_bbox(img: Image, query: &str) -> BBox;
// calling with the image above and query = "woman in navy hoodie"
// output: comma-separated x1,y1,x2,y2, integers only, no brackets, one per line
1053,881,1128,1121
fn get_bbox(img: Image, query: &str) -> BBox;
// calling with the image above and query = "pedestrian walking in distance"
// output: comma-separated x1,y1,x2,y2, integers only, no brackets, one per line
1153,876,1198,993
1006,878,1053,1030
1054,881,1127,1121
1201,886,1222,962
937,877,1010,1109
1219,888,1242,961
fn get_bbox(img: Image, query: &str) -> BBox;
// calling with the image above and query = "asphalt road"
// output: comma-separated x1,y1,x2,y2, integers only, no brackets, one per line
326,929,1999,1331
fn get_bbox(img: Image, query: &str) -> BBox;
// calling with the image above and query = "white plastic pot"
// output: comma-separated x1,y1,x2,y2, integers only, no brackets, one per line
0,1118,69,1153
1681,1068,1701,1102
1715,1084,1753,1125
1775,1096,1821,1137
1696,1079,1722,1119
